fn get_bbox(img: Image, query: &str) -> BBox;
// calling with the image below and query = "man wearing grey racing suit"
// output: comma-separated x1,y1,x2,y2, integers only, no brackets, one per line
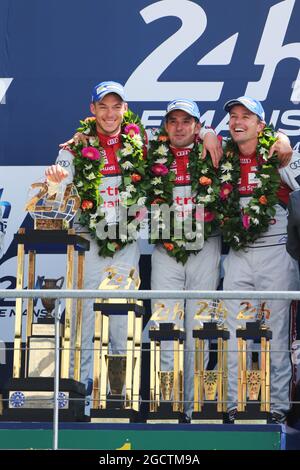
149,99,222,419
222,96,300,423
45,81,141,392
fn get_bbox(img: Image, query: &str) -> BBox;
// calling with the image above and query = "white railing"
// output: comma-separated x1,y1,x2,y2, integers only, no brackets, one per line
0,288,299,449
1,289,300,300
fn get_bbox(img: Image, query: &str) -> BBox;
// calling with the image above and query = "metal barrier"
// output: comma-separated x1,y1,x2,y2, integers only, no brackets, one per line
0,288,299,449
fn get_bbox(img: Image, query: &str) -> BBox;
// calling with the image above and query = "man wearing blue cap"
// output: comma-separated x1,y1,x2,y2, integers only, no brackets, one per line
45,81,146,397
221,96,300,424
148,98,222,419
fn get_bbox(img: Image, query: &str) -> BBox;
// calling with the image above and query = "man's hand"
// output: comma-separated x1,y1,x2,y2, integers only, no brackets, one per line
45,165,68,184
202,133,223,168
59,132,89,148
269,133,292,168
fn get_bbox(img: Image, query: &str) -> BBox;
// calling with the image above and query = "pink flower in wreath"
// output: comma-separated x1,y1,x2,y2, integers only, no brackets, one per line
204,210,215,223
151,163,169,176
135,207,148,222
81,146,100,161
124,123,140,137
220,183,233,200
242,214,251,230
195,207,204,222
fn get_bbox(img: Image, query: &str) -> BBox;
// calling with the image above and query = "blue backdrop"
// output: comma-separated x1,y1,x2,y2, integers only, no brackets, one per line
1,0,300,168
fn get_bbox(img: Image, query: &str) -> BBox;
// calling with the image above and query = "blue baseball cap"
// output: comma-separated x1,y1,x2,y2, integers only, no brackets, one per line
91,81,126,102
224,96,265,121
165,99,200,121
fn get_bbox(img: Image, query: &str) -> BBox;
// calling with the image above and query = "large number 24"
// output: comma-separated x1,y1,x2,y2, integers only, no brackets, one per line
125,0,299,103
125,0,238,101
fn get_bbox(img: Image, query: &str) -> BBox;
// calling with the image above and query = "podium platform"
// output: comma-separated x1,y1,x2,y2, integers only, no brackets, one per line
0,422,284,450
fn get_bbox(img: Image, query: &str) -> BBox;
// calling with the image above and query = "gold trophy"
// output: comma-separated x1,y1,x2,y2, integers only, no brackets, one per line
235,321,272,424
0,180,89,421
192,322,229,424
147,323,186,423
91,265,144,423
190,300,229,423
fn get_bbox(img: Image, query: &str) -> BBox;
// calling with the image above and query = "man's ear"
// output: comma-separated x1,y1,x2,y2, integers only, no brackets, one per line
258,120,266,133
90,102,96,115
164,120,169,134
195,121,201,136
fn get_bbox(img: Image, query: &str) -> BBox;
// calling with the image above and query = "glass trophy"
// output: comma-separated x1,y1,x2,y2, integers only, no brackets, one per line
91,265,145,423
25,179,80,230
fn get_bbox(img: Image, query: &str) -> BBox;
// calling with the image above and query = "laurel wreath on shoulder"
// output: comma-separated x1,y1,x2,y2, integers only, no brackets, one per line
220,125,281,250
145,128,221,264
70,110,147,257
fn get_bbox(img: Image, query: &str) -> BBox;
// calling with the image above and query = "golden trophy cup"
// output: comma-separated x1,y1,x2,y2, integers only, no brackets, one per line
147,323,186,423
188,299,229,423
91,265,144,423
235,321,272,424
0,180,90,422
192,322,229,424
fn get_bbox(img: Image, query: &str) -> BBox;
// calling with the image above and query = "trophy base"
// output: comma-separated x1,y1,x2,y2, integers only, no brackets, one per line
105,393,124,410
191,404,225,424
90,408,140,423
234,403,271,424
147,403,186,424
0,378,87,422
34,219,64,230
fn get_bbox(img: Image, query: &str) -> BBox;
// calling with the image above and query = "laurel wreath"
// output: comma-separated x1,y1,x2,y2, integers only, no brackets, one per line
146,129,221,264
70,111,147,257
220,126,281,250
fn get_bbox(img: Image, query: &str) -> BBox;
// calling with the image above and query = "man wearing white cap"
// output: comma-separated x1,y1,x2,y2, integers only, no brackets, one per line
221,96,300,423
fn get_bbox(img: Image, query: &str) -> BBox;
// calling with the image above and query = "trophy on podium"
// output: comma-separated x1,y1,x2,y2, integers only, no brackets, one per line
192,323,229,423
147,323,186,423
41,277,65,317
91,265,145,423
234,321,272,424
27,276,64,379
0,180,90,421
191,300,229,423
